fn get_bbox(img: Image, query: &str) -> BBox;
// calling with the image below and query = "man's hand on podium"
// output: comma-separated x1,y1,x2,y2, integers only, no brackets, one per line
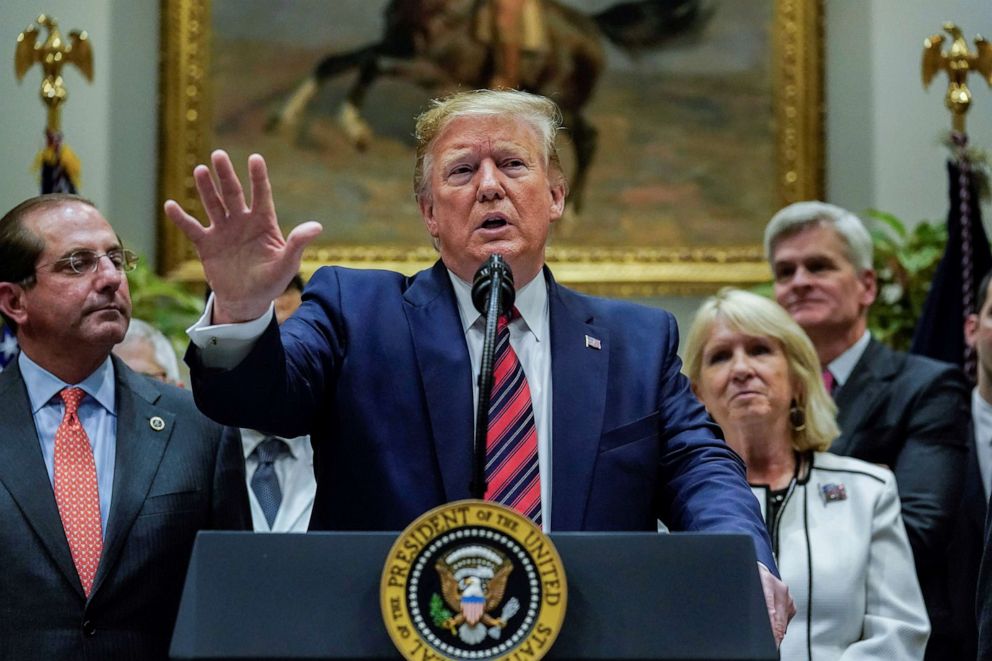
758,562,796,648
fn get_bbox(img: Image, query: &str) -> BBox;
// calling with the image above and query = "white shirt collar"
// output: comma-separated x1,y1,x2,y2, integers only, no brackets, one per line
18,351,117,415
240,427,308,460
448,268,548,343
972,389,992,440
973,388,992,499
826,330,871,387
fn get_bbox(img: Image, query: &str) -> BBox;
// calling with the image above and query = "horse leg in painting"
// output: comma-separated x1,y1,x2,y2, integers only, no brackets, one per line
266,44,379,135
337,54,383,150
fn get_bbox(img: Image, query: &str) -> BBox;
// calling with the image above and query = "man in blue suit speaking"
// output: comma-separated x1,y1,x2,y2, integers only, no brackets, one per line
165,89,795,643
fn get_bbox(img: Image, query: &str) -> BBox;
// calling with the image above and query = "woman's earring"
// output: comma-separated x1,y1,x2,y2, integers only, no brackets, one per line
789,399,806,432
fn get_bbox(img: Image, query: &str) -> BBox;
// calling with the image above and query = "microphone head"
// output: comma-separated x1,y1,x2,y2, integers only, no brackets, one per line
471,254,515,317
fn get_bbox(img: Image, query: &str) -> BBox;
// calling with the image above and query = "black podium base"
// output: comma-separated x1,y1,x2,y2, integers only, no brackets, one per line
170,531,775,660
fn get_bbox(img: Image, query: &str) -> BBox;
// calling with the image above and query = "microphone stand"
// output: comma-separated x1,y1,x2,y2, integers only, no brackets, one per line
470,255,514,499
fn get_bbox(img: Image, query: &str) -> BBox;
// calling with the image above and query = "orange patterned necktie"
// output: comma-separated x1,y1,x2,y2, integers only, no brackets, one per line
53,387,103,597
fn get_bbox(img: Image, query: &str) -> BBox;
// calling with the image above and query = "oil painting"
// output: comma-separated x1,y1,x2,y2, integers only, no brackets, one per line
159,0,822,293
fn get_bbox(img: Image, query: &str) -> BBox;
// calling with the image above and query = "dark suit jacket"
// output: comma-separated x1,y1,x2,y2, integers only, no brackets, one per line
0,356,249,661
188,262,776,570
979,486,992,660
940,430,985,661
831,339,969,648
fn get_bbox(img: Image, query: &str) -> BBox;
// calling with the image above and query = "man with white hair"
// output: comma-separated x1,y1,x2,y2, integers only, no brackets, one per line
765,200,970,659
113,318,181,384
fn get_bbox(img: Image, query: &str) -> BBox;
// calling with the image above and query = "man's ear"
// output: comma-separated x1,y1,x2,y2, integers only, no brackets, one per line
418,194,438,239
859,268,878,309
548,179,566,222
0,283,26,329
966,313,979,349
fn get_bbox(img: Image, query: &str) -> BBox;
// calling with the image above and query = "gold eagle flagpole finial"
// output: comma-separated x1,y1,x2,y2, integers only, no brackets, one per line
15,14,93,132
15,14,93,193
922,22,992,134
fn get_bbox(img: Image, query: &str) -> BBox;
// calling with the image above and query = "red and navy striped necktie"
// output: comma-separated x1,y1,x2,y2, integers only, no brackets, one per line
484,310,541,524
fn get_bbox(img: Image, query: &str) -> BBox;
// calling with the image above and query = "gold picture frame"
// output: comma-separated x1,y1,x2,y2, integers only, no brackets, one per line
157,0,823,295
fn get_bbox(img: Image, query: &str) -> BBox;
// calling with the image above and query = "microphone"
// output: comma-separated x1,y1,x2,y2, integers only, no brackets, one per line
472,254,515,318
470,254,515,499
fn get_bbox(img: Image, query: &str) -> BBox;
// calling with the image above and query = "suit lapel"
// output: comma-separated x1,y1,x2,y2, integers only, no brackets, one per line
832,339,894,455
0,362,82,594
92,359,172,596
963,435,986,532
403,262,475,502
548,276,609,530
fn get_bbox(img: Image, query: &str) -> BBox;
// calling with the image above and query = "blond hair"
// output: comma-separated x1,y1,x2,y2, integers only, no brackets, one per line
684,288,839,452
412,88,566,201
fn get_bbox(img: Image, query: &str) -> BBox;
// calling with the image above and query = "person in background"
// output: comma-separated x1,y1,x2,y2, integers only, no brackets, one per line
238,274,315,533
979,502,992,659
958,269,992,660
0,193,248,660
685,288,930,660
765,201,968,658
164,88,795,643
113,317,181,385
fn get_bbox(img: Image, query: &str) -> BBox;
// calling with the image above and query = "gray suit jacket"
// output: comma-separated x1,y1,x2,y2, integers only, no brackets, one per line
0,356,249,661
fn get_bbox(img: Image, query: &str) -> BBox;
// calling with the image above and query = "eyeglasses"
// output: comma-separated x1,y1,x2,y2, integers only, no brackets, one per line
36,249,139,276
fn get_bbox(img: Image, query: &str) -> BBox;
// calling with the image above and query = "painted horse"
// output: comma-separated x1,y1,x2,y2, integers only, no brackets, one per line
268,0,710,212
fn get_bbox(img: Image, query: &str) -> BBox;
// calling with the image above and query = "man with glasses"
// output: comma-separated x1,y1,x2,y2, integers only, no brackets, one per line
0,193,248,660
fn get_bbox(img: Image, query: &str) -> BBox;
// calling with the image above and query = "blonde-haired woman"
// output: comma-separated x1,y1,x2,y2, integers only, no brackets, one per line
684,288,929,660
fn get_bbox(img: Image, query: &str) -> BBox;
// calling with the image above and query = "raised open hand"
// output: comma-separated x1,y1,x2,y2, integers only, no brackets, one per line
164,150,322,324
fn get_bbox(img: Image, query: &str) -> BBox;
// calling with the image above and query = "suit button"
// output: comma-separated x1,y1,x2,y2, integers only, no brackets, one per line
82,620,96,637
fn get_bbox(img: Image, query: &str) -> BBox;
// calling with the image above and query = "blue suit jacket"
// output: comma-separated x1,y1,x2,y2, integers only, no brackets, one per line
188,261,775,569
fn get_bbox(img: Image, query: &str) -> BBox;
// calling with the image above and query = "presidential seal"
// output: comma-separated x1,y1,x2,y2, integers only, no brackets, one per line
381,500,566,661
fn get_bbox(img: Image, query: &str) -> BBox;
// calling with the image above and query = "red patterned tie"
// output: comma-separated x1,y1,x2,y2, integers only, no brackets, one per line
485,311,541,524
53,387,103,597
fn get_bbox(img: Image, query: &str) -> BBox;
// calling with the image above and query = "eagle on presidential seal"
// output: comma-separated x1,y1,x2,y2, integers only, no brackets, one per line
435,545,521,645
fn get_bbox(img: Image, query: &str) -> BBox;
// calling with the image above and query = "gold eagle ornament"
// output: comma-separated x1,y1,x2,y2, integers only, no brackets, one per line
15,14,93,132
922,22,992,132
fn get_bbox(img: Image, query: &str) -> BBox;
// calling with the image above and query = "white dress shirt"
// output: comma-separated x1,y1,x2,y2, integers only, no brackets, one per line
188,269,555,529
824,329,871,389
971,389,992,500
241,428,315,533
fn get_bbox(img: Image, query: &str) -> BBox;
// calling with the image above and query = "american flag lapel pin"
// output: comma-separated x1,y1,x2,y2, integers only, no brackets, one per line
819,482,847,504
584,335,601,350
